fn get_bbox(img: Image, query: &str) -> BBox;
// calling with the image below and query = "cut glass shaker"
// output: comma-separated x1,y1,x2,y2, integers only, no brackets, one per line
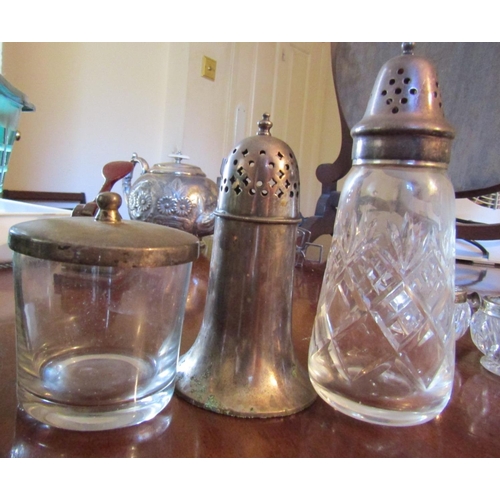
308,43,457,426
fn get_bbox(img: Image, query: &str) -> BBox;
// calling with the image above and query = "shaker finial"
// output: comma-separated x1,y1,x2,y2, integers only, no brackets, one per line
257,113,273,136
402,42,415,55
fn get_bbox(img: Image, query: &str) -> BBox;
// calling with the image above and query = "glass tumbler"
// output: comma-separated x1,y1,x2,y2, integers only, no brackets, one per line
9,192,199,431
470,296,500,376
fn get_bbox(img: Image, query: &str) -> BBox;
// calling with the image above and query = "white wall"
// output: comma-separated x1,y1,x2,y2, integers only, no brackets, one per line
2,43,170,204
2,42,340,217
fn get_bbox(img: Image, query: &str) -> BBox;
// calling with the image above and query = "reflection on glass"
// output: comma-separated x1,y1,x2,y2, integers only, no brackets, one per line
10,408,172,458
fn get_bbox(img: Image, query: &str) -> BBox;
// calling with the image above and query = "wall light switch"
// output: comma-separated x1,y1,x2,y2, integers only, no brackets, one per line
202,56,217,81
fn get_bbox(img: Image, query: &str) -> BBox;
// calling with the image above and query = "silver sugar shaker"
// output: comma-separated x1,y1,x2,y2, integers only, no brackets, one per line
176,113,317,417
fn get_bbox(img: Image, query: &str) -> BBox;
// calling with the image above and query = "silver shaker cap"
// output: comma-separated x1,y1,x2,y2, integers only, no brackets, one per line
216,113,300,223
352,42,455,167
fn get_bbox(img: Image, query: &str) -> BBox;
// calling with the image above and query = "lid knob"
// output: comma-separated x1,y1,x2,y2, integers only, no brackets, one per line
95,192,123,223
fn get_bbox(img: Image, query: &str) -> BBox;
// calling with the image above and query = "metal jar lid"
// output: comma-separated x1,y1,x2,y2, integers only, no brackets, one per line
8,192,200,267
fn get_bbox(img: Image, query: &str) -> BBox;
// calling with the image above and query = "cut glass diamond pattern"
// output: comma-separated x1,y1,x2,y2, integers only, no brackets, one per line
318,210,453,390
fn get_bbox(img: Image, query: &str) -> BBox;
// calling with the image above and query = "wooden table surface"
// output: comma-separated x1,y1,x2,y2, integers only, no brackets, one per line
0,256,499,458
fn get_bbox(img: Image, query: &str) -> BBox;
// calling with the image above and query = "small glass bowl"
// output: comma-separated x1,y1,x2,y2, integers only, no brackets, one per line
470,295,500,376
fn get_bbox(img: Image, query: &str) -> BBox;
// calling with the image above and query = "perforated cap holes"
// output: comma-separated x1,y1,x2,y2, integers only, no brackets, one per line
221,136,298,210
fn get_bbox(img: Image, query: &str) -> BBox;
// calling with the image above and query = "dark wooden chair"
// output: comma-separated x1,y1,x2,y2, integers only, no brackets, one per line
301,42,500,243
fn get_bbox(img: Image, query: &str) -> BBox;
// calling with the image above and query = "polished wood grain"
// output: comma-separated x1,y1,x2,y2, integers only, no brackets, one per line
1,258,499,458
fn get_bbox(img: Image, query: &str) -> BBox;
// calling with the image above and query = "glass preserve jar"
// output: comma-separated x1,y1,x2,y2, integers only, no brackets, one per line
8,192,199,431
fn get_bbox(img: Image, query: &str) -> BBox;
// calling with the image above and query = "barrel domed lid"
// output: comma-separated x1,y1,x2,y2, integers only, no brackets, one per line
216,114,300,223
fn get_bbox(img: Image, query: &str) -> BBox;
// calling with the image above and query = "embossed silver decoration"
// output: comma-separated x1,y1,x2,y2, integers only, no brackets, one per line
176,113,317,417
123,152,218,238
129,189,153,218
157,195,177,215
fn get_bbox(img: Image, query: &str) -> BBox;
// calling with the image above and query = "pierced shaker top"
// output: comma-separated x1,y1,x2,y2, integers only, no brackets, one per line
216,113,300,223
352,42,455,167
